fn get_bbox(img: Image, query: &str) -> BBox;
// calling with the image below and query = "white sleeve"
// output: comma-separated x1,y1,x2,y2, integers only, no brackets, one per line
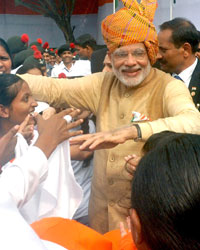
0,146,48,208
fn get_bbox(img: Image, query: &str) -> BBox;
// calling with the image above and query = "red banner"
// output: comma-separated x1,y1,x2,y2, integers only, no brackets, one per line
0,0,102,15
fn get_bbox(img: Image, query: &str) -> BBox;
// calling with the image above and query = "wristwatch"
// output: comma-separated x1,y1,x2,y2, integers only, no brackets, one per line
133,124,142,142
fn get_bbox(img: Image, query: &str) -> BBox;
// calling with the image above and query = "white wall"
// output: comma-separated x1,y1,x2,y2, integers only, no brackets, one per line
154,0,200,31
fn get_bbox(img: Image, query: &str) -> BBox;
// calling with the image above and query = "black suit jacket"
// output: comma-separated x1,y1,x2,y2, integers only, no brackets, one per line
188,59,200,110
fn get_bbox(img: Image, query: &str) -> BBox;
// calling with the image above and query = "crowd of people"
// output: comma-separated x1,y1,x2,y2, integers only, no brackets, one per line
1,0,200,249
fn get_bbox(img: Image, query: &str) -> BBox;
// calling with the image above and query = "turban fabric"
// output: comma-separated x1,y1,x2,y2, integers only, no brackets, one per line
101,0,158,65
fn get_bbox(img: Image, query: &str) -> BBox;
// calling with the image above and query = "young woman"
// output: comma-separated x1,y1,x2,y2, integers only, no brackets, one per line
0,74,37,140
0,73,83,223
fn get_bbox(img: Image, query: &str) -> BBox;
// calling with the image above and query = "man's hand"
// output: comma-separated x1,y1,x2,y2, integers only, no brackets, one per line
70,125,138,151
34,108,83,158
0,125,19,166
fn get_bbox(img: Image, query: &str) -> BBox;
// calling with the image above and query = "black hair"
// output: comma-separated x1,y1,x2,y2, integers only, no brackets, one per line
75,34,97,50
132,133,200,249
159,17,199,53
0,74,23,106
142,131,176,154
77,40,97,50
0,37,13,68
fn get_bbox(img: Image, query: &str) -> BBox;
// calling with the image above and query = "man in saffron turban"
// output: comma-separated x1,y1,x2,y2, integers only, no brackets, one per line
20,0,200,233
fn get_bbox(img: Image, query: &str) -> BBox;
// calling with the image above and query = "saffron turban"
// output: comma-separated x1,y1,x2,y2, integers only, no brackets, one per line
101,0,158,65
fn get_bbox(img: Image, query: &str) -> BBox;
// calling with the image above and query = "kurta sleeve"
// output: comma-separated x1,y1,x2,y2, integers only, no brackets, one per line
139,79,200,140
20,73,104,115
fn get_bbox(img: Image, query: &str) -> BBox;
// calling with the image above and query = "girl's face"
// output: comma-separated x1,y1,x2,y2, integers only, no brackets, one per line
0,45,12,74
8,81,38,125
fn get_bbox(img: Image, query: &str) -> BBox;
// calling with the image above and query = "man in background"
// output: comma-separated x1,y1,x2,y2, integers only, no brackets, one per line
157,17,200,110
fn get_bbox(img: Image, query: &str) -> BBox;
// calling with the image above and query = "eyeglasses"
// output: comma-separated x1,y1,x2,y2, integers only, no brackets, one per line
113,48,147,60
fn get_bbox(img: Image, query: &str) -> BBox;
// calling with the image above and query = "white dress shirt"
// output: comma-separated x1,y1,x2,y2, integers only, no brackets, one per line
173,58,198,88
51,60,91,78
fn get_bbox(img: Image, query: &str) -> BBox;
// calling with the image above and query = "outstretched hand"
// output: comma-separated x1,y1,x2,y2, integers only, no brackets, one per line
70,125,138,151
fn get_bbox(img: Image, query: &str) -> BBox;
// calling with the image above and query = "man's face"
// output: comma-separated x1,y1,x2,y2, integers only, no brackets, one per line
75,45,89,59
110,43,151,87
49,55,56,66
60,51,73,64
157,29,184,74
102,54,112,72
43,52,50,63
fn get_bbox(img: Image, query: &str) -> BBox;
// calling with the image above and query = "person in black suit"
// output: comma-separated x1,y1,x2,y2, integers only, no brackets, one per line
157,18,200,110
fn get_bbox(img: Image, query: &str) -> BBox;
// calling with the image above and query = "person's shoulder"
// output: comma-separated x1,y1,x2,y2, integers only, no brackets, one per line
153,68,175,83
75,60,91,66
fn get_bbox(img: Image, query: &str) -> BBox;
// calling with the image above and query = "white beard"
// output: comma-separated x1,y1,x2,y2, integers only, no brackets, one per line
112,60,151,88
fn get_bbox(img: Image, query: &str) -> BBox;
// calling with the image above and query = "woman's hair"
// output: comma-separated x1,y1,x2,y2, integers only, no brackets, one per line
132,132,200,250
0,38,13,67
142,130,177,154
0,74,23,106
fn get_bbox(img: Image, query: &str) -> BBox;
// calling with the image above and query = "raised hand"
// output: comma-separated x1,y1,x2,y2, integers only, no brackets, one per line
34,108,83,158
0,125,19,166
18,114,34,145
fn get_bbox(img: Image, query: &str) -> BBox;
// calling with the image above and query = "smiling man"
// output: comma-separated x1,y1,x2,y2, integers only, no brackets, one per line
20,0,200,233
111,44,151,87
51,43,91,78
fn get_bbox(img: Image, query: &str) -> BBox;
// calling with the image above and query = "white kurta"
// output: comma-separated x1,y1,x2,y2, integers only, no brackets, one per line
3,133,83,224
0,147,68,250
